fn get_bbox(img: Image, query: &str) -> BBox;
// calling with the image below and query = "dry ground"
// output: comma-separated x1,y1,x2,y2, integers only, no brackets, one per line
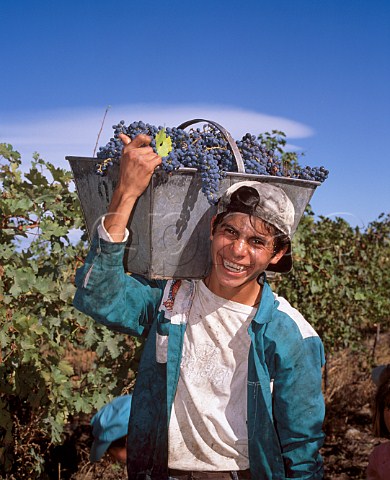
54,332,390,480
320,331,390,479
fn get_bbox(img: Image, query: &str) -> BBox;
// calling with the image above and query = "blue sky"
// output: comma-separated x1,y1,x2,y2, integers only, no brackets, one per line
1,0,389,228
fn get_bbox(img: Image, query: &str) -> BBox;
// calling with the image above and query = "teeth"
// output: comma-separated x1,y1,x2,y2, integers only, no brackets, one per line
223,259,245,272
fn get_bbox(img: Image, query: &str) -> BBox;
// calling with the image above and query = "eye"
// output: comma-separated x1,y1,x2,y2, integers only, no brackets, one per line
251,237,266,247
224,227,237,237
252,237,262,245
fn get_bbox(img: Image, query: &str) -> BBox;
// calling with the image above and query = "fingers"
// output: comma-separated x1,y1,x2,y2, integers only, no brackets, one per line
119,133,152,150
150,154,162,171
130,134,152,149
118,133,131,145
118,132,161,175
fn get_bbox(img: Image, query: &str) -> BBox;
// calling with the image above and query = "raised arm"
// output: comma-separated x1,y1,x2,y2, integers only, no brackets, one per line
104,133,162,241
73,134,164,336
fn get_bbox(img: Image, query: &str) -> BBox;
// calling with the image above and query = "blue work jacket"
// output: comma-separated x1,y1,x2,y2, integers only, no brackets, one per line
74,235,325,479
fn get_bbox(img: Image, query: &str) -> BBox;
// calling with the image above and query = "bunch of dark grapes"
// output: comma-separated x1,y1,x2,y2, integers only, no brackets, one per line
96,120,329,204
237,133,281,176
96,120,159,175
292,165,329,182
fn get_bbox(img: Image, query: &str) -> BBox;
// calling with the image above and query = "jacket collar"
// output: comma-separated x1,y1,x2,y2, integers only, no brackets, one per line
253,281,274,325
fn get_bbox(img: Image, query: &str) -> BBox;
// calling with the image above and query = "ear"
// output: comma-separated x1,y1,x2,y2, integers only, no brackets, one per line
268,245,288,266
210,215,217,240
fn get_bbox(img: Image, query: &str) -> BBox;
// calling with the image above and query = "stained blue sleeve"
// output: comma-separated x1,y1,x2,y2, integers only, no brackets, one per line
73,234,165,337
271,318,325,479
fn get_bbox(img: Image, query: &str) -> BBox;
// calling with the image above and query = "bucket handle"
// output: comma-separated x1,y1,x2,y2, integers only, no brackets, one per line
177,118,245,173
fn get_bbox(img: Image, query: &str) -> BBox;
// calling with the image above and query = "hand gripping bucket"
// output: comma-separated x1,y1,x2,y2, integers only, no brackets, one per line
67,119,320,279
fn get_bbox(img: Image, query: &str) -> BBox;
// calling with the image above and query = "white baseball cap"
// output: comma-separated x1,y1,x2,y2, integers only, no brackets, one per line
217,181,295,273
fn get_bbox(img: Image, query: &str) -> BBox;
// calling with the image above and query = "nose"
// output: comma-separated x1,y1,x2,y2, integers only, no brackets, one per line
231,237,248,257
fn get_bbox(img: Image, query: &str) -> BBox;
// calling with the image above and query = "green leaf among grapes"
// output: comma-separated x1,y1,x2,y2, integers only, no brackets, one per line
155,128,172,158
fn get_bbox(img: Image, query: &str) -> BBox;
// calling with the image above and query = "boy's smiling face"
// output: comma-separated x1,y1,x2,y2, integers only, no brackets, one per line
206,212,287,305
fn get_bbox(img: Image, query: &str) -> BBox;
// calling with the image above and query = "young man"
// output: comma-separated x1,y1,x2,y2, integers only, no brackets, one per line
74,134,325,479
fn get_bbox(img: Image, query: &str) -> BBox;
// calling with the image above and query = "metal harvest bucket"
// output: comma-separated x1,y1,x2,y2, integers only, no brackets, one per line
67,119,320,279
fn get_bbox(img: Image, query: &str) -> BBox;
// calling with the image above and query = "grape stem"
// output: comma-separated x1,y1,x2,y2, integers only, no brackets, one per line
93,105,111,157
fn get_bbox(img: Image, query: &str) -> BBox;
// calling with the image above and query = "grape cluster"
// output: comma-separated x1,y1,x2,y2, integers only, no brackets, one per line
96,120,329,204
95,120,159,175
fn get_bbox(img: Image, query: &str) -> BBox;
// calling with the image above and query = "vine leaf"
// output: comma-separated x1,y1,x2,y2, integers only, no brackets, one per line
155,128,172,158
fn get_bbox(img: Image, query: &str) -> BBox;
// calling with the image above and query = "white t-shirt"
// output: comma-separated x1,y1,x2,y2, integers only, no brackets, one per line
98,220,255,470
168,280,255,471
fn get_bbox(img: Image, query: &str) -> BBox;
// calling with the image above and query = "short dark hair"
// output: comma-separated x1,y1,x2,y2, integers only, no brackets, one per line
213,186,290,256
373,377,390,438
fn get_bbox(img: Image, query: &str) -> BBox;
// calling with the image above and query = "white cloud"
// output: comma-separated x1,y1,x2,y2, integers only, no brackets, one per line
1,104,314,169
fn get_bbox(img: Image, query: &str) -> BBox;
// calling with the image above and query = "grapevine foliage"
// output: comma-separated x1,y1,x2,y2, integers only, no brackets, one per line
271,210,390,354
0,144,142,479
155,128,173,157
96,120,329,204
